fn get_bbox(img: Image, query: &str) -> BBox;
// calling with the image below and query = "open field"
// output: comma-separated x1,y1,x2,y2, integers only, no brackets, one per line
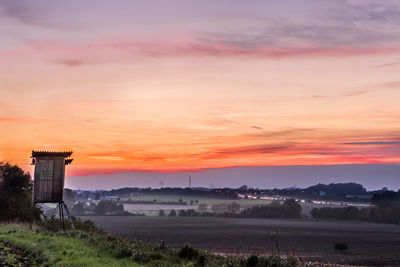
123,203,198,216
82,216,400,266
122,194,273,205
122,194,370,216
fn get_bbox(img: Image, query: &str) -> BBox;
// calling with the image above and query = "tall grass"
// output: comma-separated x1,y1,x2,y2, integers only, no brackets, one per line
0,222,299,267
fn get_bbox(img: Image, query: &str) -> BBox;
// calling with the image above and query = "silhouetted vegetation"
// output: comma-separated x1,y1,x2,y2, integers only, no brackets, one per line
372,191,400,204
311,201,400,224
168,210,177,217
305,183,366,196
178,209,199,217
1,224,299,266
177,199,301,219
239,199,301,218
0,162,41,222
334,242,348,253
311,206,360,220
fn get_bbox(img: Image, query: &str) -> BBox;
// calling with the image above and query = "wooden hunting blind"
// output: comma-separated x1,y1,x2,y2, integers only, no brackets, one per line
31,151,73,203
31,151,74,230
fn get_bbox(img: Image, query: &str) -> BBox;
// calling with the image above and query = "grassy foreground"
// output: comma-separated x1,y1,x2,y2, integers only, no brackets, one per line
0,223,299,267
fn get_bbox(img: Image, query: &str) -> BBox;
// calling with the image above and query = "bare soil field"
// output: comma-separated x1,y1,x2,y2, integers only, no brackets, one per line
82,216,400,266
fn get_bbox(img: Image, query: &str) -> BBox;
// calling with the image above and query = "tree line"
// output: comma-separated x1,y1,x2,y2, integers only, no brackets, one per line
165,199,302,219
311,201,400,224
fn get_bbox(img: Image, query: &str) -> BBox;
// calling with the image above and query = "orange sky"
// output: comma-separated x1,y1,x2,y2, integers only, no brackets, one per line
1,1,400,177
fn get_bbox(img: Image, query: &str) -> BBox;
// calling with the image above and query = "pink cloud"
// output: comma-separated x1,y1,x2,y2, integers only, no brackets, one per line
0,116,48,123
2,39,400,66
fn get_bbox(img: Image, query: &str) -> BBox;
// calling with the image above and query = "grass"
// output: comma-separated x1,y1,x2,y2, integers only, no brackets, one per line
0,224,137,267
0,223,299,267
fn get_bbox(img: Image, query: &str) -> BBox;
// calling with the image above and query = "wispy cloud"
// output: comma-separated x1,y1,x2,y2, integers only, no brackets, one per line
343,141,400,145
53,58,87,67
251,126,263,130
0,116,49,123
374,59,400,68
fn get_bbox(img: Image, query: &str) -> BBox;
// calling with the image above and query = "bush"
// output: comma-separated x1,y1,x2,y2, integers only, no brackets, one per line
71,202,85,216
168,210,177,217
95,200,124,215
0,162,42,222
178,245,199,260
238,199,302,219
178,209,198,217
158,210,165,217
311,203,400,225
334,242,348,253
38,215,103,233
246,254,259,267
197,203,208,213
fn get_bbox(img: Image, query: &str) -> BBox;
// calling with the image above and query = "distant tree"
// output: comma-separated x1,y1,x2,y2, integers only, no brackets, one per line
159,210,165,216
334,242,348,253
95,202,107,215
211,204,227,214
71,202,85,216
311,206,359,220
63,188,77,209
375,201,400,224
168,210,177,217
282,199,302,218
179,209,198,217
197,203,208,213
227,202,240,214
0,162,41,221
238,185,248,192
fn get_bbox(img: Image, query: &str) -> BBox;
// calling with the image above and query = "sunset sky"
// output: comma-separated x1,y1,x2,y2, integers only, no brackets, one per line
1,0,399,189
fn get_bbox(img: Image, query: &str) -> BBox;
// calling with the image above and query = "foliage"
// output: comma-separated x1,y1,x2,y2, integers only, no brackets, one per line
0,224,299,267
63,188,78,209
239,199,302,219
158,210,165,217
372,191,400,204
334,242,348,253
71,202,85,216
311,202,400,225
311,206,360,220
227,202,241,214
38,215,104,233
168,210,177,217
178,209,199,217
0,240,44,266
197,203,208,213
95,200,124,215
178,245,199,260
0,162,41,222
305,183,367,196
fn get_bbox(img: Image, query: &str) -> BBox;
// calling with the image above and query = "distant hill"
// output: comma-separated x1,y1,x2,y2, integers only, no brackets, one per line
304,183,367,196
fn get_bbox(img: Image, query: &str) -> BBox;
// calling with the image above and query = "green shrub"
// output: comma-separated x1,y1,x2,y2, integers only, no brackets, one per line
334,242,348,253
247,254,259,267
178,245,199,260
